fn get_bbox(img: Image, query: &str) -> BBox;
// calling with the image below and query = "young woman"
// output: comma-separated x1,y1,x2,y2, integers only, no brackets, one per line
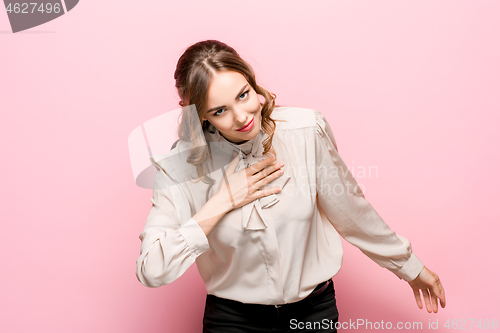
136,40,446,332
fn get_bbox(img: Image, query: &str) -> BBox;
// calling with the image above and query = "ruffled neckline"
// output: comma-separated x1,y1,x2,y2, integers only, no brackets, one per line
204,121,266,157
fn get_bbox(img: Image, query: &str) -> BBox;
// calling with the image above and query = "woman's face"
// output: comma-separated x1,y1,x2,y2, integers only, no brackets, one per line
202,70,262,144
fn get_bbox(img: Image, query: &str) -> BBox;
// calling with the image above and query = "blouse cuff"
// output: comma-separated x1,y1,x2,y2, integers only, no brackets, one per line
177,218,210,257
393,252,425,281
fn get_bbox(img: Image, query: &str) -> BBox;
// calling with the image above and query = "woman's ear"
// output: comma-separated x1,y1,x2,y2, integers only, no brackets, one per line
257,94,266,105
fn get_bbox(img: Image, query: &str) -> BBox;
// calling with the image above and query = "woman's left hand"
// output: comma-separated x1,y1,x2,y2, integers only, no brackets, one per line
408,266,446,313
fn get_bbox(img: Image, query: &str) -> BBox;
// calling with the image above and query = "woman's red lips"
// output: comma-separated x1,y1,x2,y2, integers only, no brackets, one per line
237,118,254,132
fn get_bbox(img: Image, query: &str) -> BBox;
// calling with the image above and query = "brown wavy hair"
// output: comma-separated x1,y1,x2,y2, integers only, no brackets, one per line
174,40,282,185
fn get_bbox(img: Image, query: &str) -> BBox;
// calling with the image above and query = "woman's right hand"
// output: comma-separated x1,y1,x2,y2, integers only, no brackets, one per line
214,148,284,212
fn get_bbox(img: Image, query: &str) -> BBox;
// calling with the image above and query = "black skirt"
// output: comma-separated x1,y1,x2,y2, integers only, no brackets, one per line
203,279,339,333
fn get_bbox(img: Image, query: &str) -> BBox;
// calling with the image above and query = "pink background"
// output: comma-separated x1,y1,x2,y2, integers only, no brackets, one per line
1,1,499,332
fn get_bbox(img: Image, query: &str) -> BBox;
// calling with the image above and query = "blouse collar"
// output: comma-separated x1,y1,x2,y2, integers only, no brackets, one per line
203,120,289,230
204,121,266,158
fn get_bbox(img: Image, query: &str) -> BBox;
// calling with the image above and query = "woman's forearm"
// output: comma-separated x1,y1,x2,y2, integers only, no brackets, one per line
192,193,232,236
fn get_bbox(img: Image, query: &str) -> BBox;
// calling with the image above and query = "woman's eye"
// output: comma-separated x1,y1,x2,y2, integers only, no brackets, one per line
212,91,250,117
214,108,225,116
239,91,249,100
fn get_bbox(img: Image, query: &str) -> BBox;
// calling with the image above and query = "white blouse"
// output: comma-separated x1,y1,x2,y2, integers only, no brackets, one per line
135,106,424,305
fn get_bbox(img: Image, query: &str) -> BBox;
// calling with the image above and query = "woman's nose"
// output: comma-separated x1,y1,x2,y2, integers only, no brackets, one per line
233,108,250,126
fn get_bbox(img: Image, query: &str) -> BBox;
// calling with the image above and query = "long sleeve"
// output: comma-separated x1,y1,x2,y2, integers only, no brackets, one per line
314,110,424,282
136,164,210,288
